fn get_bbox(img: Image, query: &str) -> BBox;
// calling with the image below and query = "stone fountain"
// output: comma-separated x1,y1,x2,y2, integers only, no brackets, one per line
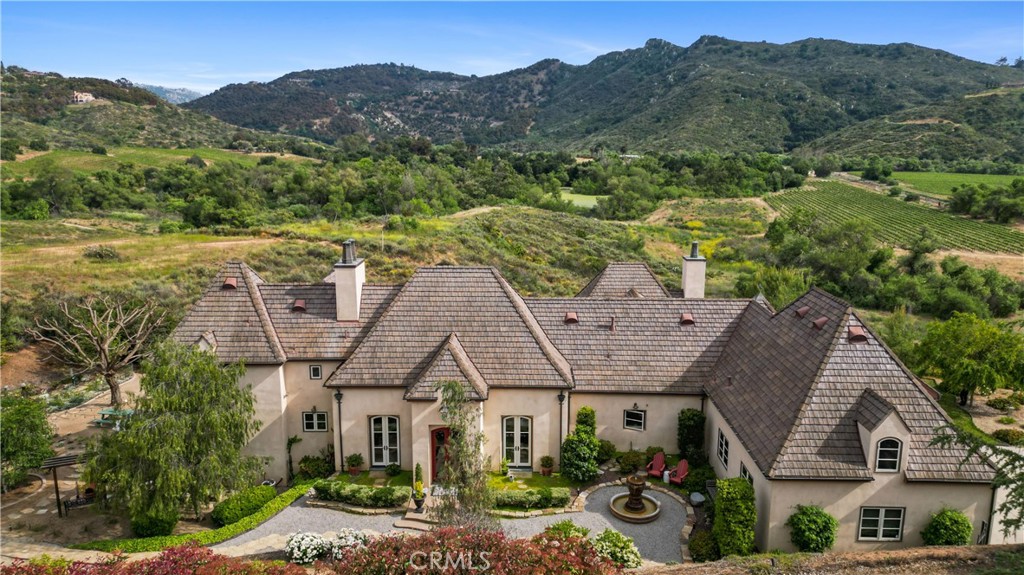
609,473,661,523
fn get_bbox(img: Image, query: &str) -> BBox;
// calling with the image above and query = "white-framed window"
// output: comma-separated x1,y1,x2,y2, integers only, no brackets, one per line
303,411,328,432
370,415,400,467
717,429,730,467
740,462,753,485
623,409,646,431
309,365,322,380
858,507,904,541
875,438,901,472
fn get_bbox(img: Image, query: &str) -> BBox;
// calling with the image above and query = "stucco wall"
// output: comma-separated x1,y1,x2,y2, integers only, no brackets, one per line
482,389,563,472
240,364,288,480
571,393,702,453
282,361,340,465
335,387,412,471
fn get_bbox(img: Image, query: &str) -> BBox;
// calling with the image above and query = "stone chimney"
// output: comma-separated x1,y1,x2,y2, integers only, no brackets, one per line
334,239,365,321
682,241,706,299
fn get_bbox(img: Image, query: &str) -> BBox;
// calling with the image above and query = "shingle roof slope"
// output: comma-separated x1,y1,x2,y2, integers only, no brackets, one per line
710,287,993,483
259,284,399,359
576,263,670,298
326,267,572,390
526,298,747,394
405,333,488,401
172,262,285,364
856,388,897,431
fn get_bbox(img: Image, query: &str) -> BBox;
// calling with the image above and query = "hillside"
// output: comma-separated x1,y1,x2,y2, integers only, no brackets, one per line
799,87,1024,162
185,36,1023,154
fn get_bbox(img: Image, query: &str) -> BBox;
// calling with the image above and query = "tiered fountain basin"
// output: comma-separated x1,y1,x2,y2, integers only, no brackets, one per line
608,473,661,523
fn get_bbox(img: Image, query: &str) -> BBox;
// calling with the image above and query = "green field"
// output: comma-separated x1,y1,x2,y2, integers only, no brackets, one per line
561,190,607,209
889,171,1021,198
765,181,1024,254
0,147,315,178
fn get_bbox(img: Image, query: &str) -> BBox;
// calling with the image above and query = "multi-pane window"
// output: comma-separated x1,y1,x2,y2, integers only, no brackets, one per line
875,438,902,472
740,462,753,485
370,416,400,467
623,409,646,431
859,507,904,541
717,429,730,467
303,411,328,432
309,365,322,380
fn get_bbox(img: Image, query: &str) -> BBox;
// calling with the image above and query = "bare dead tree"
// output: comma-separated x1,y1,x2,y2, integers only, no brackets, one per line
29,294,166,407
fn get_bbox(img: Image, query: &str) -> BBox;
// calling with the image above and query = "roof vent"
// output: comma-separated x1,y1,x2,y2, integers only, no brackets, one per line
812,316,829,330
795,305,810,318
680,312,695,326
726,376,733,387
291,299,307,313
848,325,868,343
564,311,578,324
222,277,237,290
609,316,616,332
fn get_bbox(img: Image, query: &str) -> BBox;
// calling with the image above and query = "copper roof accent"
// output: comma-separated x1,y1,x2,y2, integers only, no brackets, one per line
680,312,695,326
291,299,306,312
222,277,238,290
811,316,829,330
564,311,579,324
848,325,868,343
404,333,488,401
795,305,810,318
577,262,670,298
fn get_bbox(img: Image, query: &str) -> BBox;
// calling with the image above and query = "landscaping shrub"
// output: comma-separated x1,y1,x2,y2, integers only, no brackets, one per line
1010,392,1024,405
297,454,333,478
210,485,276,526
312,479,411,508
997,416,1016,425
921,507,973,545
329,528,369,560
987,397,1018,411
492,487,570,509
593,528,642,569
543,519,590,539
785,504,838,552
82,245,122,261
644,445,665,462
575,406,597,435
681,463,717,496
618,450,646,474
677,408,706,461
285,532,330,564
992,428,1024,445
688,529,720,562
596,439,617,464
384,463,402,477
130,508,179,537
712,478,756,557
561,430,599,482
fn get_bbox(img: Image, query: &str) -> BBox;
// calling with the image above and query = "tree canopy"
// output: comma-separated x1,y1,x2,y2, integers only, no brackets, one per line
0,394,54,492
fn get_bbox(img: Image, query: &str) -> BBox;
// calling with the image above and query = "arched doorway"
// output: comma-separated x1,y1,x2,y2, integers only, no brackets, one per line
431,427,451,482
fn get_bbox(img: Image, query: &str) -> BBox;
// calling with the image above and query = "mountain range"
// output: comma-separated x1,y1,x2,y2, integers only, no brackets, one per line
136,84,205,105
185,36,1024,156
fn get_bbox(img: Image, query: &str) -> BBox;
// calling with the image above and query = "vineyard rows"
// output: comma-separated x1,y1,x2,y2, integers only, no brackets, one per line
765,181,1024,254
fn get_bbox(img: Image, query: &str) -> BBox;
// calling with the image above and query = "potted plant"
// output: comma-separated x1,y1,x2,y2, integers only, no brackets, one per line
345,453,364,476
412,463,426,511
540,455,555,477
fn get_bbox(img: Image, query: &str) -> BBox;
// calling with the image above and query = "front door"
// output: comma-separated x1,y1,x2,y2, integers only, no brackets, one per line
503,416,531,469
431,427,451,482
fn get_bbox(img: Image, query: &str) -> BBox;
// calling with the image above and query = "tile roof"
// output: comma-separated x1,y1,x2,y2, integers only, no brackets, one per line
405,333,488,401
708,287,993,483
526,298,748,394
325,267,572,390
576,263,670,298
856,388,898,431
259,284,399,359
172,261,286,364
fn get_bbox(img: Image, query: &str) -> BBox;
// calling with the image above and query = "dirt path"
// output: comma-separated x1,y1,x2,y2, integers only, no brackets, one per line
449,206,500,219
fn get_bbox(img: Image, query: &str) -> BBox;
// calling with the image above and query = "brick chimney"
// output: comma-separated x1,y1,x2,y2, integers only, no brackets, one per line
682,241,706,299
334,239,365,321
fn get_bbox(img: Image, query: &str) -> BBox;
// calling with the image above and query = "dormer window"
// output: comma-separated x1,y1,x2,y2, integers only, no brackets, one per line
876,438,902,472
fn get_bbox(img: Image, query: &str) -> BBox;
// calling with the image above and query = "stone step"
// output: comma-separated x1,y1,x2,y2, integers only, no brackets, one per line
394,518,434,532
404,509,437,523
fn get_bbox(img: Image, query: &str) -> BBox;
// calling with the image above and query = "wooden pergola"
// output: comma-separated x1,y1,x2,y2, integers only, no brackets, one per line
40,454,85,518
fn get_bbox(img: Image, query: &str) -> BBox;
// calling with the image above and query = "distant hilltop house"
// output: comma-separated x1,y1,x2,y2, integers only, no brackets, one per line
71,91,95,103
173,240,1018,551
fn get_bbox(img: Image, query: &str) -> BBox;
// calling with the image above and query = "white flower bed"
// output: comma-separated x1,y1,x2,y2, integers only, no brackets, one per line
330,527,369,559
285,529,370,563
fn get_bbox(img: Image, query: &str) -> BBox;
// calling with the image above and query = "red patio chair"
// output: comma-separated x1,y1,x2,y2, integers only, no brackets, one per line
668,460,689,486
646,451,666,477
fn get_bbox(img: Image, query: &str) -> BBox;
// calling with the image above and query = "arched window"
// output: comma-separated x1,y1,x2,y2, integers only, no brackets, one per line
875,438,901,472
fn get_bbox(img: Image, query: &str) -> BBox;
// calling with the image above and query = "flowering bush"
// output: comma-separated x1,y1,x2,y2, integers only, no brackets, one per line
592,529,642,569
329,528,369,560
284,532,330,564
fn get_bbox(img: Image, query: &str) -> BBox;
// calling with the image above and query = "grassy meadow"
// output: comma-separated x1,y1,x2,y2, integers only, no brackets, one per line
560,190,607,208
889,171,1020,198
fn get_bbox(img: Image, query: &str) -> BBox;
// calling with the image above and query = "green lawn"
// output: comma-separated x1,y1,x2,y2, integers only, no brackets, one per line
889,171,1021,198
561,190,607,209
487,472,579,491
937,392,997,446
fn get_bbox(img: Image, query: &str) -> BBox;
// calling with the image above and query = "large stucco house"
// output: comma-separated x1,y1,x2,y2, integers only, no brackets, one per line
172,240,1008,551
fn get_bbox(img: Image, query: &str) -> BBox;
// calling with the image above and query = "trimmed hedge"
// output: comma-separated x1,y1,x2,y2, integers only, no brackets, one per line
712,478,756,557
786,504,838,552
313,479,411,508
618,450,645,474
71,481,314,552
921,507,973,545
492,487,571,510
211,485,277,526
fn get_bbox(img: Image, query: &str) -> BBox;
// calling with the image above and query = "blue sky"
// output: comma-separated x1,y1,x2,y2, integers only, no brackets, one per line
2,2,1022,93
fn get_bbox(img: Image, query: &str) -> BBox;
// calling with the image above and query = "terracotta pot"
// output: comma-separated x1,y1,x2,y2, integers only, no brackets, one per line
348,467,361,476
541,467,553,477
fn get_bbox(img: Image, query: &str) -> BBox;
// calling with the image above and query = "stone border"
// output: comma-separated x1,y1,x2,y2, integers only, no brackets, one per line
0,473,47,510
305,498,405,516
